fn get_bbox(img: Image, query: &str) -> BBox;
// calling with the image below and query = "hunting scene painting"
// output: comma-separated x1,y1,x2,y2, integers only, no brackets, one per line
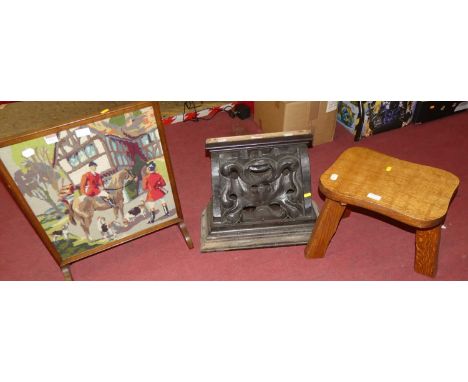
0,106,177,261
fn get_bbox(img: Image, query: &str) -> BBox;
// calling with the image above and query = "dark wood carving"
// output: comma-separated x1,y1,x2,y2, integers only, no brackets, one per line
201,131,318,252
218,147,306,223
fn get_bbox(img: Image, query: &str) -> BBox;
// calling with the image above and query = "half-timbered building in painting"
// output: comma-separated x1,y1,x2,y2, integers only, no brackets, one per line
52,127,164,188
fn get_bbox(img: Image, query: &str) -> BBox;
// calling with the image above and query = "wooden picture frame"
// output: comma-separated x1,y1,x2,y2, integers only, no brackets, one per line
0,102,193,280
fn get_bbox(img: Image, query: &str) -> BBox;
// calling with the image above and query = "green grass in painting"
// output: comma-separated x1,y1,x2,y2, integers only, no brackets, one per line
39,213,107,260
53,234,107,260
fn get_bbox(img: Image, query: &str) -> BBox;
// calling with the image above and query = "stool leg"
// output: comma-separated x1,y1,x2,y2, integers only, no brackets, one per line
415,225,441,278
305,198,346,259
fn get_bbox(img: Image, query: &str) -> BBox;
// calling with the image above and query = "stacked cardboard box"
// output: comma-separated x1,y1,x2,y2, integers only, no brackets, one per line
253,101,338,146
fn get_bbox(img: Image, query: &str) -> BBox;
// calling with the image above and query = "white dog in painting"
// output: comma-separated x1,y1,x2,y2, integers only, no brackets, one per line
96,216,116,241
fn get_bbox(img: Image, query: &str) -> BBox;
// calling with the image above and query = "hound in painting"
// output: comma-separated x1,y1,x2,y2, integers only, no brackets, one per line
123,200,148,226
96,216,116,241
51,223,70,242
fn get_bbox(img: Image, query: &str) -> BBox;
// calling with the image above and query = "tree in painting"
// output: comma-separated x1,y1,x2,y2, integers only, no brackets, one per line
13,145,64,214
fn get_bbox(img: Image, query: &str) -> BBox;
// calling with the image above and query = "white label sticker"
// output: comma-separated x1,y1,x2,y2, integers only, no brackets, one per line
330,173,338,181
326,101,338,113
75,127,91,138
44,134,59,144
367,193,382,201
22,148,35,158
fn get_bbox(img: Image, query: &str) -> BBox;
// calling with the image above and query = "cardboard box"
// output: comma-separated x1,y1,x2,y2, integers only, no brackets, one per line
254,101,337,146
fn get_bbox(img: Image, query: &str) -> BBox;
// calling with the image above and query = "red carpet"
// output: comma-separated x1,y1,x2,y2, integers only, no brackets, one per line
1,111,467,280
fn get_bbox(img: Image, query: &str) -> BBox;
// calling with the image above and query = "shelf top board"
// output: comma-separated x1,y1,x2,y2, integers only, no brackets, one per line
205,129,313,151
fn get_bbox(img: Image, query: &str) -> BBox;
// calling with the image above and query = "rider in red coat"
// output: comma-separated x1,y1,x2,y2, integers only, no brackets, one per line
143,161,169,223
80,161,114,206
80,167,103,196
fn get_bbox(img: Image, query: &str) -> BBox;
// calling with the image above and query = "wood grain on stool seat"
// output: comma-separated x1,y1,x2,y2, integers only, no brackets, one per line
319,147,459,229
305,147,459,278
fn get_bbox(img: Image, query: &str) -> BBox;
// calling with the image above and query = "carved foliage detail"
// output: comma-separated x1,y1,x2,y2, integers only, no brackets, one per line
218,148,305,224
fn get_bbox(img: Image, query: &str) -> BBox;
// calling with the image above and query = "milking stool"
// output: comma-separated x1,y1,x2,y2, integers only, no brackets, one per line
304,147,459,277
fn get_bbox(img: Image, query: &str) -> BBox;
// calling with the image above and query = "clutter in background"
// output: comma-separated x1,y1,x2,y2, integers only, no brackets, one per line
162,102,252,125
412,101,468,123
337,101,416,141
337,101,468,141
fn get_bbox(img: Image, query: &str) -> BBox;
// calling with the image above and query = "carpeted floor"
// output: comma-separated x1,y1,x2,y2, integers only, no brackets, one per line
1,110,467,280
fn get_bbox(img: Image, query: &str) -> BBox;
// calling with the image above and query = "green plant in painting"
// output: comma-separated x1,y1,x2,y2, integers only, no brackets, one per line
125,181,138,201
154,157,169,182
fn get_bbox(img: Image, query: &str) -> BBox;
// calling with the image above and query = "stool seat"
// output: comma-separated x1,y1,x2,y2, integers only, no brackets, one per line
320,147,459,229
305,147,460,277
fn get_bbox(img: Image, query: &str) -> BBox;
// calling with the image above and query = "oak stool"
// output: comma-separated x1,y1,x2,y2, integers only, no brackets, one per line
304,147,459,277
